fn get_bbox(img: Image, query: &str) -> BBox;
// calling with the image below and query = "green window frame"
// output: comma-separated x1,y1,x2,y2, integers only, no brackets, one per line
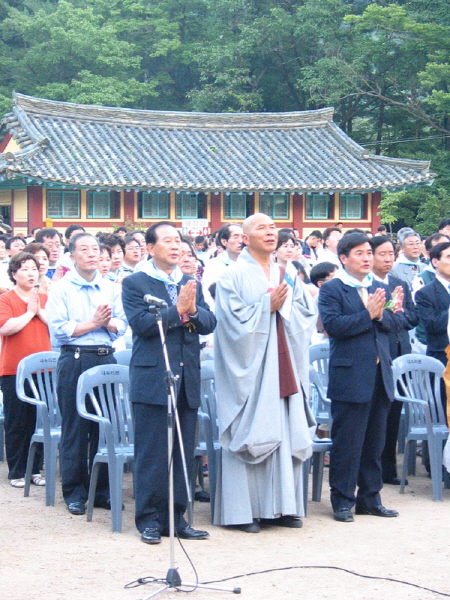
260,193,289,219
223,193,248,219
340,194,363,219
176,192,198,219
139,191,169,219
305,194,330,219
87,191,110,218
86,191,120,219
46,190,80,219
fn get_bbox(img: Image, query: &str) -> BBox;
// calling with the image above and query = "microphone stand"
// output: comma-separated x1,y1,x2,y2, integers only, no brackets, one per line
142,301,240,599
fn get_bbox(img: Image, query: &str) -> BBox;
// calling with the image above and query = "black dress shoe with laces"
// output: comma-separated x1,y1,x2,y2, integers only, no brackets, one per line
333,508,354,522
355,505,399,517
176,526,210,540
67,502,86,515
141,527,161,544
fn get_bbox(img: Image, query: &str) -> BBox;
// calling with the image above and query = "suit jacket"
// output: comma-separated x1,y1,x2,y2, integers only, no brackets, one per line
387,274,418,358
318,278,406,404
122,272,216,408
415,277,450,353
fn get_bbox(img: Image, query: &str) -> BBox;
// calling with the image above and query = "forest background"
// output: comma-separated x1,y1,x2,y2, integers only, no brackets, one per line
1,0,449,233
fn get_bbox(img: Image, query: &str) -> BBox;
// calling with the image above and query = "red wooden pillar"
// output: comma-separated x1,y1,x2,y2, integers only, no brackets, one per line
372,191,381,232
210,192,222,232
292,193,304,236
123,190,135,225
28,186,44,231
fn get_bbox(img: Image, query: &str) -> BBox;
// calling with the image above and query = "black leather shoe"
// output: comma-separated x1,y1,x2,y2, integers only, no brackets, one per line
355,505,399,517
94,499,125,510
383,477,408,486
333,508,354,522
176,526,210,540
275,516,303,528
194,490,210,503
237,520,260,533
67,502,86,515
141,527,161,544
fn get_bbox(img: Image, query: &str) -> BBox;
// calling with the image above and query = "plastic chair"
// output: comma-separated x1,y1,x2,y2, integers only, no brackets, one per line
393,354,450,501
189,361,220,524
309,341,330,391
76,364,134,532
308,360,331,427
16,351,61,506
303,367,332,516
114,349,132,366
0,390,4,462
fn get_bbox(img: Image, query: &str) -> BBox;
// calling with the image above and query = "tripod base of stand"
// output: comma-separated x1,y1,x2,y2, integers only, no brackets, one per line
141,569,241,599
166,568,181,587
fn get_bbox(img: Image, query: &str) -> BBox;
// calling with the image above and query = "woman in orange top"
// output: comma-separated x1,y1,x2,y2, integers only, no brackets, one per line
0,252,51,487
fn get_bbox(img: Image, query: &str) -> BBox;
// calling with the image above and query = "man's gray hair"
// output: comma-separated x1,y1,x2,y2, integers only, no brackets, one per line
397,227,419,246
69,232,98,254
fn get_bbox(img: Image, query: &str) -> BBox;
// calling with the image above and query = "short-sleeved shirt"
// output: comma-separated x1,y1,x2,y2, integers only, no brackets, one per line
0,289,51,376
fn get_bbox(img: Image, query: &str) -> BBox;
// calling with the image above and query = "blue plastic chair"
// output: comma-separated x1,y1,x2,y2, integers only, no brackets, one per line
16,351,61,506
303,367,332,516
76,364,134,532
114,349,132,366
393,354,450,501
189,361,220,524
0,391,4,462
309,341,330,390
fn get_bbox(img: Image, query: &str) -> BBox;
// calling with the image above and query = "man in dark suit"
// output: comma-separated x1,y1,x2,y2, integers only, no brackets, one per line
318,232,406,522
371,236,419,485
415,241,450,368
122,222,216,544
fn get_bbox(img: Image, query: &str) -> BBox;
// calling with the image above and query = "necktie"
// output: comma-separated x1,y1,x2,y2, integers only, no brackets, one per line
359,287,368,308
167,276,178,306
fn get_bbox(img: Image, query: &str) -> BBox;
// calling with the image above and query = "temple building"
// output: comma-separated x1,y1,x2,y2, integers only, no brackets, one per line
0,93,435,237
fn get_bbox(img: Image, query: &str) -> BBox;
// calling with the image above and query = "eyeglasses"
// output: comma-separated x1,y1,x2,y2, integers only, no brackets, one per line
126,244,140,251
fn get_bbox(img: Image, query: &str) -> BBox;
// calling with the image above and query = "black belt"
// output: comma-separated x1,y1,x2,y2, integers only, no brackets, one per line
61,345,115,356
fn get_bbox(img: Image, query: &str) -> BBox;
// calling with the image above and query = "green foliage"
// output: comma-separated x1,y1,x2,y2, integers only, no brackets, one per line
0,0,448,229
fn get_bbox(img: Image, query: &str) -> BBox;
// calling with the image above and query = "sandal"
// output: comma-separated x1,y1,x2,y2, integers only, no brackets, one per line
10,478,25,488
31,474,46,486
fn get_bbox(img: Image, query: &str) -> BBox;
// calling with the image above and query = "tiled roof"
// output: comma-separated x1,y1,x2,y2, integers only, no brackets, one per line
0,93,435,193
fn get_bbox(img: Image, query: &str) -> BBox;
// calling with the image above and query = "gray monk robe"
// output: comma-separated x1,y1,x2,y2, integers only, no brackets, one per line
213,248,317,525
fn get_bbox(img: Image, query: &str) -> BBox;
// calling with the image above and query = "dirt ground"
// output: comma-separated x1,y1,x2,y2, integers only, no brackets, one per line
1,456,449,600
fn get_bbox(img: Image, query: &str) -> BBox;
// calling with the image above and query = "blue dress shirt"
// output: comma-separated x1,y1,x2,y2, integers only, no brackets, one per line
47,270,128,347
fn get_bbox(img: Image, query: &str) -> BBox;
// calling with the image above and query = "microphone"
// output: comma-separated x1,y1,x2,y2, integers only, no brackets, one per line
143,294,168,309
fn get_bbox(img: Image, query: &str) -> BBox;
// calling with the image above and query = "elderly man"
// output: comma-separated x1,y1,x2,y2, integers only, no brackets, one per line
202,223,243,305
47,233,128,515
122,222,216,544
319,233,405,522
214,213,317,532
391,228,425,289
371,236,419,485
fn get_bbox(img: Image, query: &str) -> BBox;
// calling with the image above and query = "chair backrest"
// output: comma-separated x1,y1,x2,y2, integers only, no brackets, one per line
308,365,330,421
392,354,447,429
76,365,133,452
115,349,132,366
16,352,61,432
200,361,218,440
309,342,330,389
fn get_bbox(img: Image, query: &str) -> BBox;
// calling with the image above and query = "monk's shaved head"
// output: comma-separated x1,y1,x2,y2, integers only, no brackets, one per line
242,213,274,234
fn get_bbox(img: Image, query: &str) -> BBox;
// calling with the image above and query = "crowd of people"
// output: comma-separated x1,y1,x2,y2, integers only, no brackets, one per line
0,216,449,542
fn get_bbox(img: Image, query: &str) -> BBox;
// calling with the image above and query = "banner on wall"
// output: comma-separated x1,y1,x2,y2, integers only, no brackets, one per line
181,219,208,237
